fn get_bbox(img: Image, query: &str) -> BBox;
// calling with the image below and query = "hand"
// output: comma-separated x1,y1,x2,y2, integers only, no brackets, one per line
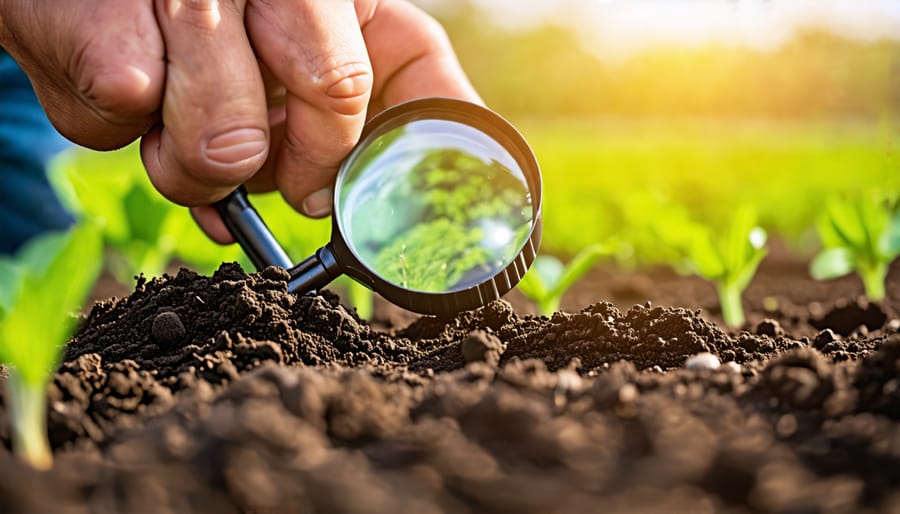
0,0,480,244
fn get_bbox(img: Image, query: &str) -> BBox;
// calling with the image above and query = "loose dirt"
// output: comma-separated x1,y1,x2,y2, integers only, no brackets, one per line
0,251,898,513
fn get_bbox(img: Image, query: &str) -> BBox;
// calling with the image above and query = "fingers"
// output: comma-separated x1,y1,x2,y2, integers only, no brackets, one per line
142,0,269,207
0,0,164,149
360,0,482,112
190,205,234,244
246,0,373,217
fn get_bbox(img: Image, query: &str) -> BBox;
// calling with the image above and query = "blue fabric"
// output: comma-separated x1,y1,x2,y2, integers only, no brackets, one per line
0,48,74,255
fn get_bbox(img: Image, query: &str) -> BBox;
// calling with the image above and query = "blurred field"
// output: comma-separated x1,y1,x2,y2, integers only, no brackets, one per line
520,117,898,261
53,1,900,280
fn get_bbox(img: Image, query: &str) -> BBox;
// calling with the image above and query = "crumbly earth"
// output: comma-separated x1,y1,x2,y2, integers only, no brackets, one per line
0,257,898,514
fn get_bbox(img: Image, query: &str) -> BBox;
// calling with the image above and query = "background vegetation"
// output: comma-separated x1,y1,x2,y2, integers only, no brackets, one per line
53,1,899,298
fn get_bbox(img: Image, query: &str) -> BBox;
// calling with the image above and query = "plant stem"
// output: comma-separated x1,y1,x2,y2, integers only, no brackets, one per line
7,369,52,470
859,262,887,301
348,280,374,320
717,282,745,328
539,297,561,317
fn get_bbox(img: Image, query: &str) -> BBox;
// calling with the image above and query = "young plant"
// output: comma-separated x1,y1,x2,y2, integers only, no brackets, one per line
682,206,768,328
50,148,246,282
810,193,900,301
0,223,103,469
517,244,608,316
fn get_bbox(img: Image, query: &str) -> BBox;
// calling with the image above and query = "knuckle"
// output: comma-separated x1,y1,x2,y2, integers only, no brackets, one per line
183,148,261,187
163,0,222,31
411,10,453,51
314,61,373,116
74,48,157,119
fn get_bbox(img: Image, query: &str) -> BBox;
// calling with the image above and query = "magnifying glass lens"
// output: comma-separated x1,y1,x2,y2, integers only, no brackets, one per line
216,98,542,315
336,119,533,294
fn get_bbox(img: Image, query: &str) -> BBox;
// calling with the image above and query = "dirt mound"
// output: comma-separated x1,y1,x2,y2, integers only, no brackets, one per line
0,263,898,513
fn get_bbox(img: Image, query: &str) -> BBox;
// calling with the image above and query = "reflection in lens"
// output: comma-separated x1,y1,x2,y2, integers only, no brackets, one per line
337,119,533,294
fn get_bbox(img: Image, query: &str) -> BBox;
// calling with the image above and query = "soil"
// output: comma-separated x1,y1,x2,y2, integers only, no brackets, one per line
1,244,900,514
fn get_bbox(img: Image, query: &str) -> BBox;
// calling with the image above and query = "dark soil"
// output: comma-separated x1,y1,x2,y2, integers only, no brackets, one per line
1,248,899,513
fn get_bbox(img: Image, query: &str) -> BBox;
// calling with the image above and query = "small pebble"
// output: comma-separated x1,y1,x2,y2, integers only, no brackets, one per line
685,352,720,371
152,311,186,347
260,266,290,282
813,329,837,349
886,319,900,333
756,318,784,338
460,330,504,366
776,414,798,438
723,361,742,373
618,383,639,403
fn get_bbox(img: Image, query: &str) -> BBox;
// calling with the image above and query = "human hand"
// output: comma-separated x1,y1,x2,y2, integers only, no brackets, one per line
184,0,482,243
0,0,479,245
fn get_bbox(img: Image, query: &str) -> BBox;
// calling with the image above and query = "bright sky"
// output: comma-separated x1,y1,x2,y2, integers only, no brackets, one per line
418,0,900,59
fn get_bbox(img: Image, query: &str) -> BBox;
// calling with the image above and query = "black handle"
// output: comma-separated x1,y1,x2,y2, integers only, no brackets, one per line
213,187,293,270
287,243,342,294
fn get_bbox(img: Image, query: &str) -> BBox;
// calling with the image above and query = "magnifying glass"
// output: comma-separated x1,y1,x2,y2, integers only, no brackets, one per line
214,98,542,316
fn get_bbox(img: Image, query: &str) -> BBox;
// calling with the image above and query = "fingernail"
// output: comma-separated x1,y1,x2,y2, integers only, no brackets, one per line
302,188,333,218
205,128,267,166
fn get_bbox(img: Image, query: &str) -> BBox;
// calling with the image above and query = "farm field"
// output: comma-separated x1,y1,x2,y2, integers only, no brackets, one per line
519,117,899,260
52,117,899,275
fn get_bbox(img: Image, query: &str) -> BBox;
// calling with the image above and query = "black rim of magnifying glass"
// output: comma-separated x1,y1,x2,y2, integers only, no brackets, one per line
214,97,542,316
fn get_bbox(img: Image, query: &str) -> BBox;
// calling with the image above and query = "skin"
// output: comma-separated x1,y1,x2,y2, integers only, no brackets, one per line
0,0,481,243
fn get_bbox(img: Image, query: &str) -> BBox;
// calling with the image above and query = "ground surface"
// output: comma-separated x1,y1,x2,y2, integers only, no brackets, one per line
0,248,899,514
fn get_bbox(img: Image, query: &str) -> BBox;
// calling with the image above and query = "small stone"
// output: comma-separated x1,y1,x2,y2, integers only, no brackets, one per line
813,329,837,349
260,266,290,282
152,311,186,347
724,361,742,373
775,414,798,438
618,383,639,403
460,330,504,366
887,319,900,333
756,318,784,338
685,352,720,371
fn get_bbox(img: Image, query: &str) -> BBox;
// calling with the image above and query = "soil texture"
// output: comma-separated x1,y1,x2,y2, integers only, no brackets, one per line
0,252,898,513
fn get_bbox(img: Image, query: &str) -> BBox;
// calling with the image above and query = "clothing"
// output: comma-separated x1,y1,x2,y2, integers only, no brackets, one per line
0,48,74,255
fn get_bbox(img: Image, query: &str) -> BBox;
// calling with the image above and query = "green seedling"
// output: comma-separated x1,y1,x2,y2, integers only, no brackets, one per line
50,148,247,282
0,223,103,469
683,206,768,327
810,193,900,301
517,244,608,316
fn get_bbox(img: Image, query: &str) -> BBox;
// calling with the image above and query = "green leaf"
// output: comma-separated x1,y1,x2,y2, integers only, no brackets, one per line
883,210,900,257
516,266,547,304
0,223,103,386
822,197,868,249
48,152,135,243
122,182,174,243
518,246,607,316
723,205,758,275
810,247,855,280
0,260,23,314
686,227,724,280
731,244,768,292
548,244,607,298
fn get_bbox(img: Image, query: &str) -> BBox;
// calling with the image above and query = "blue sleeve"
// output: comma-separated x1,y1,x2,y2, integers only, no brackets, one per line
0,48,75,255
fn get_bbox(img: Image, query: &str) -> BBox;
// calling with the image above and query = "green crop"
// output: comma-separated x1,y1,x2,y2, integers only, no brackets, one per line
375,218,490,292
810,193,900,301
682,206,768,327
50,149,246,283
0,224,103,469
517,244,608,316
